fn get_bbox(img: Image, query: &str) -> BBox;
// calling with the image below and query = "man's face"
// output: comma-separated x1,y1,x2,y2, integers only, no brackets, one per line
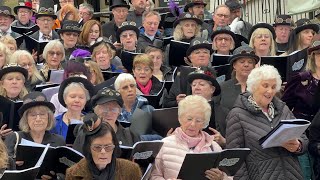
213,7,230,27
131,0,147,11
17,8,33,25
189,5,205,19
112,7,128,24
0,15,13,32
143,15,160,36
36,16,54,34
230,8,241,21
79,6,92,23
274,25,291,43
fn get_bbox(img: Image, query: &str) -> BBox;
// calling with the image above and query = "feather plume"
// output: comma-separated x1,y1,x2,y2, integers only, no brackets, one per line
169,0,182,17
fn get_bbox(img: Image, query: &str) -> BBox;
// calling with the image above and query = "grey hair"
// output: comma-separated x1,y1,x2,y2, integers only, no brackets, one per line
173,22,201,41
246,65,282,93
63,82,91,102
43,40,66,61
114,73,136,91
142,10,161,22
19,106,55,132
178,95,211,128
79,3,94,14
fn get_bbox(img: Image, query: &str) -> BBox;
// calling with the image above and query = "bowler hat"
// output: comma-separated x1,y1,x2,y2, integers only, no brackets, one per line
18,92,55,117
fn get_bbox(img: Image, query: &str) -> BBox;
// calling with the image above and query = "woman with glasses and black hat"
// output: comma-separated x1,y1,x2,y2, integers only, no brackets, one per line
115,21,141,54
65,113,142,180
211,26,236,55
58,20,81,61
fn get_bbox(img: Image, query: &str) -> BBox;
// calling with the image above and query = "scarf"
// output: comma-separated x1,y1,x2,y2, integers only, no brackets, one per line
87,154,116,180
174,127,214,153
248,95,275,121
137,79,152,95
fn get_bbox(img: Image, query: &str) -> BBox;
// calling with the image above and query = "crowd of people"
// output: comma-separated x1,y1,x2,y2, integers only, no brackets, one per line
0,0,320,179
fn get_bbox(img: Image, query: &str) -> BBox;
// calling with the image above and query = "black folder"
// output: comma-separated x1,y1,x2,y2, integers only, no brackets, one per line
152,107,180,137
178,148,251,179
211,54,231,66
25,36,48,63
179,66,197,94
101,71,121,81
0,96,23,131
163,36,173,47
14,34,25,47
1,166,40,180
214,64,232,83
120,51,142,73
141,82,165,109
11,24,39,35
169,40,190,66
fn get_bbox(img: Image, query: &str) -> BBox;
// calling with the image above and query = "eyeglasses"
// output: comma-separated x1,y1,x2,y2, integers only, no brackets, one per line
48,51,63,57
28,112,47,119
80,11,91,16
112,9,128,14
275,17,292,24
120,33,136,39
215,13,230,18
37,18,53,23
64,32,79,37
215,36,231,42
184,116,205,124
0,10,11,16
255,34,270,39
91,144,115,152
119,21,137,28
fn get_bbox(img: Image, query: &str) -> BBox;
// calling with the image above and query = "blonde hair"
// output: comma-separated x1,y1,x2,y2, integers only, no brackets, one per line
0,42,11,68
92,43,116,61
249,28,276,56
305,52,319,73
173,21,201,41
0,35,17,51
10,50,44,83
85,61,104,85
212,34,235,50
0,73,28,99
19,106,55,132
133,54,154,71
0,139,8,169
79,20,102,46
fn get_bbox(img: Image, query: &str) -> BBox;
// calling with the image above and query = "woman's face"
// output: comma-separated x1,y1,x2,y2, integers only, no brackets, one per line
252,79,277,109
120,30,137,50
189,48,210,67
27,107,48,133
19,55,34,79
181,20,197,39
214,34,233,53
64,86,87,112
61,32,79,48
88,24,100,45
148,50,163,71
118,80,137,102
94,46,111,69
191,79,215,100
315,52,320,69
179,108,205,137
95,102,121,125
0,51,5,69
133,63,153,86
46,46,63,69
1,72,25,98
6,44,16,54
253,33,271,53
233,57,256,78
300,29,315,48
90,132,114,170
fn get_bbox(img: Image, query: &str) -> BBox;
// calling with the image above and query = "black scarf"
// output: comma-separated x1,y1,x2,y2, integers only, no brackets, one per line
87,153,117,180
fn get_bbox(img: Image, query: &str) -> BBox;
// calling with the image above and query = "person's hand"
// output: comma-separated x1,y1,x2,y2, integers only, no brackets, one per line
176,94,186,103
16,161,24,166
166,128,174,137
41,171,56,180
0,124,12,138
113,42,122,50
32,49,38,63
282,138,301,152
205,168,224,180
209,127,226,147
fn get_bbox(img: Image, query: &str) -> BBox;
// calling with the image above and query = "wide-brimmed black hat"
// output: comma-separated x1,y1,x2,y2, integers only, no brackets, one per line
58,76,95,107
225,0,242,11
184,0,207,12
14,0,32,15
248,22,276,41
173,12,203,28
116,21,140,42
186,37,212,57
91,88,123,108
0,6,15,19
89,36,116,53
35,0,57,19
187,66,221,96
228,42,260,65
58,20,81,34
273,14,293,27
0,63,28,80
83,113,101,135
308,41,320,55
294,18,319,34
18,92,55,117
109,0,130,11
211,26,236,41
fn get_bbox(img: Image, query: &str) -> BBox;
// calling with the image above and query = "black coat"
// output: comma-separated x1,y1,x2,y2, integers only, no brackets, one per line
102,20,118,43
308,110,320,179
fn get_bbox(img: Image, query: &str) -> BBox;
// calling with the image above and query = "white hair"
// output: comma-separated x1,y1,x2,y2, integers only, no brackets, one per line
114,73,136,91
246,65,282,93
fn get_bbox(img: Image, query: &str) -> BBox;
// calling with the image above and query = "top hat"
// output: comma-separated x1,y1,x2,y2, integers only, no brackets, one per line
109,0,130,11
35,0,57,19
116,21,140,42
18,92,55,117
294,18,319,34
173,12,203,28
14,0,32,15
273,14,293,27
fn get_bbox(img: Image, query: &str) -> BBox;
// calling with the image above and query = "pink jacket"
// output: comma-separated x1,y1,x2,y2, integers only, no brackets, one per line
150,131,232,180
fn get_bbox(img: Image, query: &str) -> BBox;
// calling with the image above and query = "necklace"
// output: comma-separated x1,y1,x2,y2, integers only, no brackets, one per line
64,112,83,125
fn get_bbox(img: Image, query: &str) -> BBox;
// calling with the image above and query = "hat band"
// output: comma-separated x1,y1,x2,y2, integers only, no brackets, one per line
0,10,11,16
63,25,80,31
38,7,54,14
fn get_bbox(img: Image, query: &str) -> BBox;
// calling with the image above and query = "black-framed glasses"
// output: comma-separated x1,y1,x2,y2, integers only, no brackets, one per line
91,144,115,152
0,10,11,15
119,21,137,28
275,17,292,24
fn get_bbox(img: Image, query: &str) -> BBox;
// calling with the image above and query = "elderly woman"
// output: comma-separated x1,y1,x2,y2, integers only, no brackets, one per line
211,27,235,55
85,61,104,85
214,44,259,136
151,95,227,179
226,65,308,180
10,50,44,92
172,12,202,42
0,36,17,54
51,76,94,140
114,73,154,123
58,20,81,61
78,20,102,48
286,18,319,55
248,23,277,57
116,21,141,53
65,114,142,179
40,40,65,82
133,54,163,95
0,42,10,69
4,92,65,178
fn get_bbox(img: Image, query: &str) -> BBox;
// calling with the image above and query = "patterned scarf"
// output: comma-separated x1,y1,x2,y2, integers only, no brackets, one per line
248,95,275,121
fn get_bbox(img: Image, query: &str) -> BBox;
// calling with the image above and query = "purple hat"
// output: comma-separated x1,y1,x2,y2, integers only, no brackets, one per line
69,49,91,60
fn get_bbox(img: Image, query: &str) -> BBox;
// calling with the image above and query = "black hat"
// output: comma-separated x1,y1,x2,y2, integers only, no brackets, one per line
109,0,130,11
186,37,212,57
18,92,55,117
184,0,207,12
58,20,81,34
248,22,276,41
225,0,242,11
83,113,101,135
187,66,221,96
89,36,116,53
308,41,320,55
228,42,260,65
294,18,319,34
173,12,203,28
35,0,57,19
211,26,236,41
273,14,293,27
0,63,28,80
58,76,95,107
91,88,123,108
14,0,32,15
116,21,140,42
0,6,15,19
